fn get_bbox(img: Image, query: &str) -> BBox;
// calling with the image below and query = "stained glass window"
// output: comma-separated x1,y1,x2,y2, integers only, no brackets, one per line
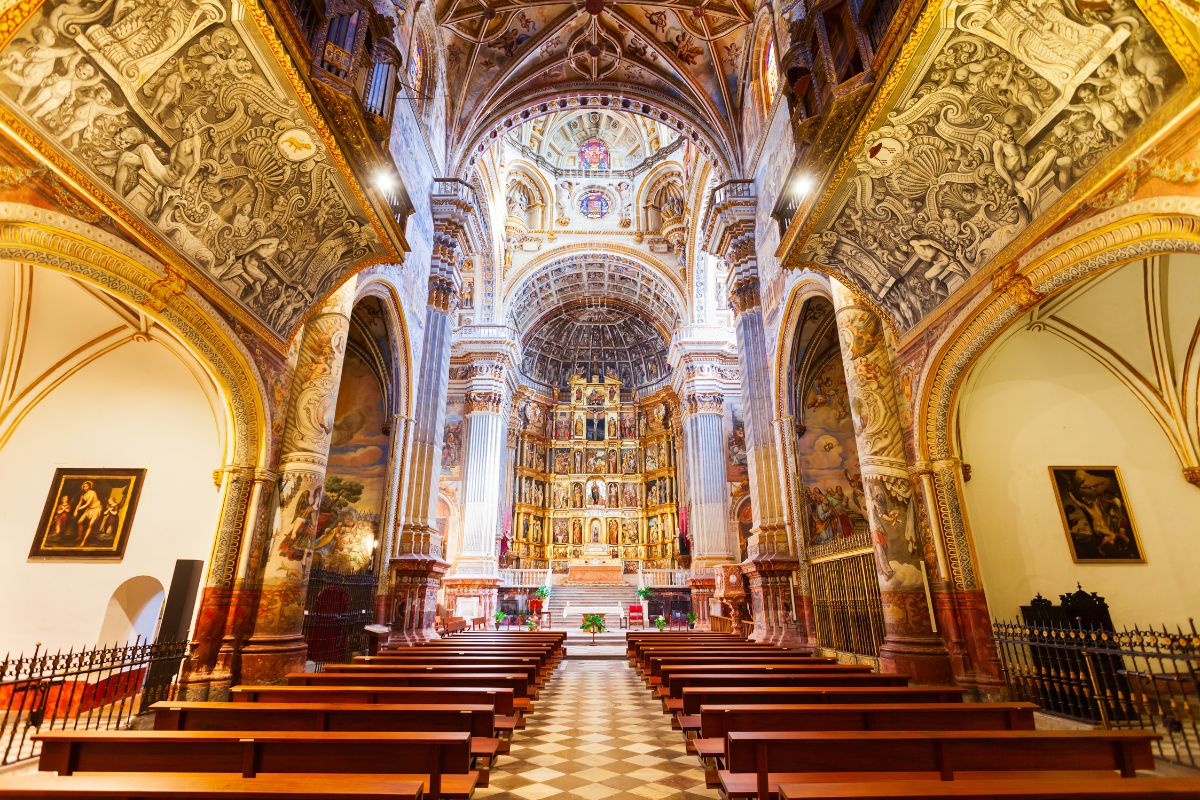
579,138,611,171
763,38,780,104
579,191,610,219
408,39,424,96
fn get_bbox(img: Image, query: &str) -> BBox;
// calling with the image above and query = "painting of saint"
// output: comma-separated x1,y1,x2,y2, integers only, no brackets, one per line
573,449,584,474
622,483,638,507
588,479,603,506
553,519,568,544
571,482,584,508
622,520,638,544
30,468,146,559
621,412,636,438
573,414,585,438
554,449,570,473
607,413,618,438
623,449,638,473
1050,467,1144,562
571,518,583,545
555,412,571,439
441,420,462,472
607,518,619,544
607,483,619,508
645,448,657,471
607,448,618,473
590,519,602,543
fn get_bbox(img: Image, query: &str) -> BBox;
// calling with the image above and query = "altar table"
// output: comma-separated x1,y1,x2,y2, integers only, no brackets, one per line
567,564,624,584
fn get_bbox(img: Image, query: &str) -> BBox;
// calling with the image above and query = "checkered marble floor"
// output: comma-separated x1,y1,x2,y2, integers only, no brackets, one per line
477,659,716,799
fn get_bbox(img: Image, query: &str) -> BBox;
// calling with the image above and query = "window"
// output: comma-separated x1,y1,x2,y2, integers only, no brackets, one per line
578,138,611,172
763,37,780,106
579,191,610,219
407,37,424,96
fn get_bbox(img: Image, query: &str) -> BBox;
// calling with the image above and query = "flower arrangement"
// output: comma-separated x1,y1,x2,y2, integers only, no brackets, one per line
637,586,655,601
534,585,551,600
527,617,539,631
494,611,507,629
654,615,667,631
580,613,606,633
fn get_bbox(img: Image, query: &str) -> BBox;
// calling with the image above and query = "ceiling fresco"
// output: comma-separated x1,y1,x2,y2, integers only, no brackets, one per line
795,0,1192,335
506,252,684,333
507,108,678,171
435,0,755,156
0,0,396,343
521,303,671,388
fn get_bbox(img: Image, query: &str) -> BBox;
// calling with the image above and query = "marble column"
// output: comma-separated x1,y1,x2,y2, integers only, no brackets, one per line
730,274,804,646
388,268,457,642
830,280,952,683
443,388,507,618
774,414,816,645
681,391,735,569
241,283,355,683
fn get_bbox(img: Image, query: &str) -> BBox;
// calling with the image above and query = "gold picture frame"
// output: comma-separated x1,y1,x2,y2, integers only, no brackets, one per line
1048,466,1145,563
29,468,147,560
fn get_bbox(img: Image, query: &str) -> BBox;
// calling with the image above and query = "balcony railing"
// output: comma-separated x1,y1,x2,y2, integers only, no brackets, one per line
499,568,552,588
641,568,690,588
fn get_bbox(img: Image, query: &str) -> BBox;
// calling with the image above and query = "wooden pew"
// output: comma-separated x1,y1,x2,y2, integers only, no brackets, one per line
644,654,840,682
34,730,475,800
661,673,911,714
229,685,519,721
718,729,1160,800
689,702,1038,758
150,701,504,783
681,686,967,716
360,652,554,676
655,663,872,688
775,778,1200,799
0,772,426,798
285,671,534,702
324,662,543,689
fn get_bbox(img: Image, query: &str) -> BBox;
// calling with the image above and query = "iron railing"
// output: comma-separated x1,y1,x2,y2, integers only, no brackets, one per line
0,638,187,766
993,618,1200,768
302,567,378,669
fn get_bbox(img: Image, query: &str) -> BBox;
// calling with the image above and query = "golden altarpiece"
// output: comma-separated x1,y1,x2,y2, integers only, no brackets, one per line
508,375,680,574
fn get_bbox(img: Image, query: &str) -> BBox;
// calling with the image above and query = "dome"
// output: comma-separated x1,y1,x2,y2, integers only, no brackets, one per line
520,303,670,390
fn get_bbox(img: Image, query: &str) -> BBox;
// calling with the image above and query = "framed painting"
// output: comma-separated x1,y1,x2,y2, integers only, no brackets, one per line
29,468,146,560
1048,466,1144,563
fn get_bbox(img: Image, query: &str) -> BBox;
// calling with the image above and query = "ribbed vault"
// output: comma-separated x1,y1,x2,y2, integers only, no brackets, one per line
521,301,670,389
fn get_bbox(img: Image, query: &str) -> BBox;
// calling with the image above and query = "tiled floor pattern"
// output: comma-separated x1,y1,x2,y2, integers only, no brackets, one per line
477,659,717,799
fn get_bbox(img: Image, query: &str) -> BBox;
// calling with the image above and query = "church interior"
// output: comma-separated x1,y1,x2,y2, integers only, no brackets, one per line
0,0,1199,796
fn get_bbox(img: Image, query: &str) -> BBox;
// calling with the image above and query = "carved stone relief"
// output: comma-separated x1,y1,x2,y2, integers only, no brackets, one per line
0,0,388,340
802,0,1184,333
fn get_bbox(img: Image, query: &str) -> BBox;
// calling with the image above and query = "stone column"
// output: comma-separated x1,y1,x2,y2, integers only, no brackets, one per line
774,414,815,644
388,267,458,641
443,387,507,619
680,392,735,569
729,272,804,646
241,283,355,683
830,280,951,682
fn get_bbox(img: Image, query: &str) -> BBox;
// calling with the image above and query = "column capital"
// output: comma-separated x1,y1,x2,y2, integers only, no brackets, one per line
465,390,505,415
728,274,761,316
681,391,725,416
427,270,459,312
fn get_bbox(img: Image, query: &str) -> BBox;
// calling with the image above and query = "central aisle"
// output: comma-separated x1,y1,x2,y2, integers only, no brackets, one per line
477,658,717,799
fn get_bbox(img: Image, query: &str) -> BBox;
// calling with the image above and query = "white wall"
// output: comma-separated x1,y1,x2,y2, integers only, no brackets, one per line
959,282,1200,627
0,266,223,654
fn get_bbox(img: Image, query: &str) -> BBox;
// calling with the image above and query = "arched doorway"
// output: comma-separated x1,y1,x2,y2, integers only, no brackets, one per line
784,291,885,660
96,576,166,646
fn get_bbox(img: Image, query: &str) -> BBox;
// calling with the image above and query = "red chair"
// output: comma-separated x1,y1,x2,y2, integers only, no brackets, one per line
628,604,644,630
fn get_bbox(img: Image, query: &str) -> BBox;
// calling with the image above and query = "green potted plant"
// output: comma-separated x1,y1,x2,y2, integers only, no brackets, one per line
686,611,698,630
494,610,507,630
654,615,667,632
580,613,606,644
529,585,549,614
636,586,654,601
527,616,539,631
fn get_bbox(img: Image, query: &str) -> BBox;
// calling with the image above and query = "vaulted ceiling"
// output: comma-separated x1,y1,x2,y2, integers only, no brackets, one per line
436,0,756,159
521,302,672,389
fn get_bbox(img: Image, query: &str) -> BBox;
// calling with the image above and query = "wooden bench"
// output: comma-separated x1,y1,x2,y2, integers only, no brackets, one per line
654,663,872,688
0,772,426,798
641,652,832,677
469,617,487,630
150,701,504,782
230,685,519,719
285,672,534,702
688,702,1038,757
442,618,468,635
776,777,1200,799
324,662,542,689
719,730,1160,800
681,686,967,716
34,730,476,800
358,653,553,676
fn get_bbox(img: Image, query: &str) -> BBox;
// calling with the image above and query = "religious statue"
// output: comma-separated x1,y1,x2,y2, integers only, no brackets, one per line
573,414,584,438
607,483,618,508
571,483,583,508
573,450,583,473
589,480,602,506
590,519,602,543
607,448,618,473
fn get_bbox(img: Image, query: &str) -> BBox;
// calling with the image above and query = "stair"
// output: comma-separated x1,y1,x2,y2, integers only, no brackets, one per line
548,583,640,627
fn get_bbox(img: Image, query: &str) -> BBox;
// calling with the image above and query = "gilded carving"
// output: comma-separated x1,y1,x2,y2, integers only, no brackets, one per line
465,390,504,415
683,392,724,415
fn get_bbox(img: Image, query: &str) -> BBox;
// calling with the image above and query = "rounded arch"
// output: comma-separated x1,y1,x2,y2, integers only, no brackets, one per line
353,275,415,419
638,161,688,235
503,249,686,332
0,204,270,467
452,86,738,179
746,8,782,125
914,198,1200,593
504,161,554,231
96,576,166,646
773,276,835,419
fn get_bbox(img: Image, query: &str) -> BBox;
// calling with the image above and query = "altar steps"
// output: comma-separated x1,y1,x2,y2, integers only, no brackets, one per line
548,583,640,627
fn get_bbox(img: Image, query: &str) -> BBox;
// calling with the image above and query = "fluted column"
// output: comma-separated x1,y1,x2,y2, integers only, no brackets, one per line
831,280,951,682
681,392,735,568
241,282,355,683
388,268,457,641
443,388,507,618
730,272,803,645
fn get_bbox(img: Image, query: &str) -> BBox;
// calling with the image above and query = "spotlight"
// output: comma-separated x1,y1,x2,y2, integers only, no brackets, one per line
374,171,397,193
791,174,815,198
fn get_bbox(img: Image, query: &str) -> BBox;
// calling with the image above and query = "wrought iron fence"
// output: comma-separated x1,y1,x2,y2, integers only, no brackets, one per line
993,618,1200,768
0,638,187,766
301,567,378,669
